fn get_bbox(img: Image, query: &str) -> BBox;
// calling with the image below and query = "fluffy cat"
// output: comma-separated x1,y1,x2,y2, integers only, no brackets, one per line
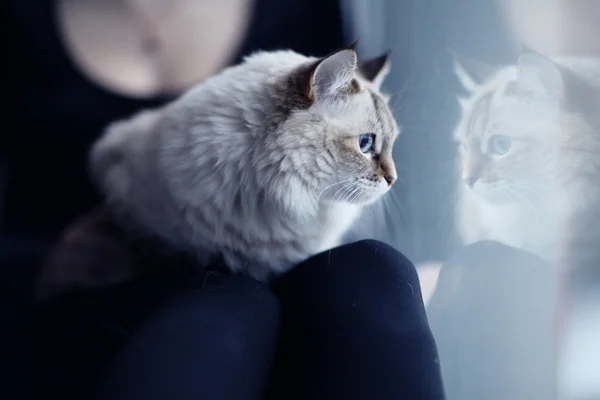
90,47,399,281
454,52,600,267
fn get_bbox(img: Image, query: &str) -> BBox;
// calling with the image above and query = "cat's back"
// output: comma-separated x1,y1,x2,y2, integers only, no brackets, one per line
161,49,313,154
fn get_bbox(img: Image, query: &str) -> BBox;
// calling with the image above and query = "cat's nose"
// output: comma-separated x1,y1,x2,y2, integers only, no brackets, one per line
378,158,396,187
384,174,396,186
464,176,478,188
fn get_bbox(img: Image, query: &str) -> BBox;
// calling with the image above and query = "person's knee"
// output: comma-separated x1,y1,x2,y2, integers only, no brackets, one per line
276,240,424,315
312,239,418,285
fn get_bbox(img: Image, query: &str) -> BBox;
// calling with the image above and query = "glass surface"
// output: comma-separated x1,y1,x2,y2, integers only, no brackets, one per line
345,0,600,398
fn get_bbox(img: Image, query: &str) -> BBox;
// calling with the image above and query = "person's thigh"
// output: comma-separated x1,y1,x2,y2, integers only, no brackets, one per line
28,273,279,400
270,239,445,400
427,241,558,400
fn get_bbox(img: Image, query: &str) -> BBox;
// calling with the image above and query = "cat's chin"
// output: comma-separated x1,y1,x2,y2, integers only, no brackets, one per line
319,180,389,206
363,187,391,205
331,198,378,207
471,184,518,206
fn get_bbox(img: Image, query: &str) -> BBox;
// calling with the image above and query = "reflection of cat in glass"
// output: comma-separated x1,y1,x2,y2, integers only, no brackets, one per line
454,53,600,265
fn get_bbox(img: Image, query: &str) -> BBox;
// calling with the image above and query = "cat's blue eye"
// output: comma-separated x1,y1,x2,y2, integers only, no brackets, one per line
489,135,511,156
359,133,376,153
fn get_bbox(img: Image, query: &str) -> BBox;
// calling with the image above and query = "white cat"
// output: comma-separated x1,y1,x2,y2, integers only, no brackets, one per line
90,47,399,280
454,52,600,266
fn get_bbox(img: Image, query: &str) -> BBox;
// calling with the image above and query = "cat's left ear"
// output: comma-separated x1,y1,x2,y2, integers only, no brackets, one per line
309,49,358,100
358,52,391,89
516,53,564,98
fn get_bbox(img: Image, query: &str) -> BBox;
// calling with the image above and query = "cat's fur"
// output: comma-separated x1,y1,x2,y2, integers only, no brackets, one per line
454,53,600,266
90,48,399,280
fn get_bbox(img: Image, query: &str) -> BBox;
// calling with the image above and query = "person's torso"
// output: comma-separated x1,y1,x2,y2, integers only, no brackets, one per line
2,0,344,238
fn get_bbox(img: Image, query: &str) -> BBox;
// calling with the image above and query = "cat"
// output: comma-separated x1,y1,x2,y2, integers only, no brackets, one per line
89,46,399,281
454,52,600,271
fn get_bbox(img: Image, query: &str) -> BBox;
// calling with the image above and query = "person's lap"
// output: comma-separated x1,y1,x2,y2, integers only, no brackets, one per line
269,239,444,399
97,274,280,400
25,273,278,400
14,239,444,400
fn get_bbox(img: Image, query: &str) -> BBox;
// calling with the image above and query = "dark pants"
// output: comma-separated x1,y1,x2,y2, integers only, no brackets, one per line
9,240,444,400
427,241,559,400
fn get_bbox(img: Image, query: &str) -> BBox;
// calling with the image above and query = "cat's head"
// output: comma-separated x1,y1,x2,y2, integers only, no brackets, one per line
453,52,596,205
266,46,399,206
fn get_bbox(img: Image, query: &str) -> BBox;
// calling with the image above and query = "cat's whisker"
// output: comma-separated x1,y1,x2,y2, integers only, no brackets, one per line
328,182,356,216
318,179,355,202
503,184,541,215
330,183,351,203
348,184,363,204
354,192,372,234
512,181,545,204
381,187,406,222
331,183,358,219
338,183,359,204
355,197,366,233
513,179,545,190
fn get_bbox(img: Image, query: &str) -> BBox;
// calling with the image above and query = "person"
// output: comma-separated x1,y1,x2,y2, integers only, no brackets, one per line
1,1,445,399
27,232,444,400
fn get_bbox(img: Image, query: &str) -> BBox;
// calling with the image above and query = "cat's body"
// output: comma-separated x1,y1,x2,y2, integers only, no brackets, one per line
90,48,398,280
455,54,600,265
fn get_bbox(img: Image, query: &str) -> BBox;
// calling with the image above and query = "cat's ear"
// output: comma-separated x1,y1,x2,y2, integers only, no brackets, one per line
358,51,391,89
309,49,358,100
451,51,497,92
453,60,478,93
516,53,564,97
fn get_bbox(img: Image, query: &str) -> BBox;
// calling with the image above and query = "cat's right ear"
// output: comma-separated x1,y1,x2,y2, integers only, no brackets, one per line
309,49,358,100
453,59,478,110
450,50,496,92
453,59,478,93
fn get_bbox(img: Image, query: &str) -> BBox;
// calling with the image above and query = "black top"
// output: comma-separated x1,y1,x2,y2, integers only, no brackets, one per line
2,0,345,239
